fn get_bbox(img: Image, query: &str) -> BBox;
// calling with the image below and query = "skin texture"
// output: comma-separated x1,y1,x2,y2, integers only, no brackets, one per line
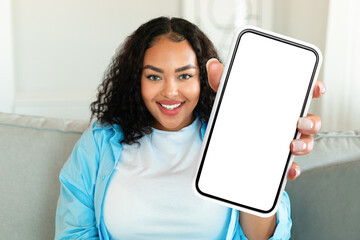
206,58,326,239
141,36,201,131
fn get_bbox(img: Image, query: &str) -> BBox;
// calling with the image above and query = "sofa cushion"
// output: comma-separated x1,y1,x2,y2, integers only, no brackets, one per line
0,113,89,240
286,130,360,239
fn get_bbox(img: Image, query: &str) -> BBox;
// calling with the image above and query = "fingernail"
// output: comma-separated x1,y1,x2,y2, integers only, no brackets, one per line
298,117,313,131
206,58,218,69
294,167,301,178
320,85,326,94
289,167,301,179
292,140,307,152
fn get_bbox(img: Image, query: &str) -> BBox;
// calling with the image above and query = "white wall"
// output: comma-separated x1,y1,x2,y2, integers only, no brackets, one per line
6,0,352,132
320,0,360,131
9,0,181,120
182,0,274,60
0,0,14,113
273,0,330,118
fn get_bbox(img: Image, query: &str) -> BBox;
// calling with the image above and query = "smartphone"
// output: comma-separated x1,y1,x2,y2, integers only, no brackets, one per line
194,26,322,217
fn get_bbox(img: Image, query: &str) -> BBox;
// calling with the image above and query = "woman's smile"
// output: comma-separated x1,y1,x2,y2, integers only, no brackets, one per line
157,100,184,116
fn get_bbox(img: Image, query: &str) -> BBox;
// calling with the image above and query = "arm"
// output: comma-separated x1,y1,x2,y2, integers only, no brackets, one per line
55,127,100,240
238,192,292,240
239,213,276,239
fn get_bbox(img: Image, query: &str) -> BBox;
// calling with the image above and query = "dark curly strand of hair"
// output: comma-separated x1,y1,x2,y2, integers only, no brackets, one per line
90,17,219,144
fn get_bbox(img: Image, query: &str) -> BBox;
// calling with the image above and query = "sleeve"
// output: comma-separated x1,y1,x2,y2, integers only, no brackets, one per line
55,128,101,240
270,191,292,239
237,191,292,240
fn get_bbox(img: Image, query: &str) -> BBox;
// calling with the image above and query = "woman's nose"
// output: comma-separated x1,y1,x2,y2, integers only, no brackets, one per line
162,79,178,98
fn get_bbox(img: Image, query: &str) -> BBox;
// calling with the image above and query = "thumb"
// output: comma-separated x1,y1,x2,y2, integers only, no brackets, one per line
206,58,224,92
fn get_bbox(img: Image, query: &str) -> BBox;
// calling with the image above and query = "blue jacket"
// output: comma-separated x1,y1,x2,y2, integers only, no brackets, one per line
55,121,292,239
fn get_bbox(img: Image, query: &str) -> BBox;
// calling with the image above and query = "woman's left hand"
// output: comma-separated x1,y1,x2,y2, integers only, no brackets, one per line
206,58,326,181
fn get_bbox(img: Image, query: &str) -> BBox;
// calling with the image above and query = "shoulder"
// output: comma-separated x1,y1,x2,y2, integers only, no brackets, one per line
90,121,123,149
77,121,125,150
60,121,124,178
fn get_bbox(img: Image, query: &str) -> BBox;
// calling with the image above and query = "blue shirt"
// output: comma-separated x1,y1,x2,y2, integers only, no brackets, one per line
55,121,292,239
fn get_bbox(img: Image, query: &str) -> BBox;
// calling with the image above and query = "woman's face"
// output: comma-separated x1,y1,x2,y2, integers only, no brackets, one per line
141,35,200,131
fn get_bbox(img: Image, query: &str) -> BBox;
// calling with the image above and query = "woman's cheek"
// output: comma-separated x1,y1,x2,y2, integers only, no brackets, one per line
184,78,201,99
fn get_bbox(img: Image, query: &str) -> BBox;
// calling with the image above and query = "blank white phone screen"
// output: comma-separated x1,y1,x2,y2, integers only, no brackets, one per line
196,29,319,214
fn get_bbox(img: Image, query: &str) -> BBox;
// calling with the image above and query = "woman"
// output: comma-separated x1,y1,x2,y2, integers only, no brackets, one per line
55,17,325,239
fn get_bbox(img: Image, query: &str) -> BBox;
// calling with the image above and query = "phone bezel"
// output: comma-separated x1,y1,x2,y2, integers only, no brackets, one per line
194,27,321,216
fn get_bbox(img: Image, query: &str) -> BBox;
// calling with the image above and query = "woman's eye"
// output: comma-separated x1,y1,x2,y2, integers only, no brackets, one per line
179,74,193,80
147,75,161,81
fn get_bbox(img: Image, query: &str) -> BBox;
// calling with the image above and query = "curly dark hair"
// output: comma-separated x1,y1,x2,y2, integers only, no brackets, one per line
90,17,219,144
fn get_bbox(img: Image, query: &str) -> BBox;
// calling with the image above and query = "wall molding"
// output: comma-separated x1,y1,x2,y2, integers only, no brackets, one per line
14,91,94,120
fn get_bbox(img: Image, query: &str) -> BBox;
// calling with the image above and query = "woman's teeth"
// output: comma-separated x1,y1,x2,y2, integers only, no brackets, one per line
160,103,182,110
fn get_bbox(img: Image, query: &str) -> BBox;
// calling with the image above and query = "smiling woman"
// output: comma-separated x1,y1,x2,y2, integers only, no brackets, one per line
55,17,297,240
141,36,201,131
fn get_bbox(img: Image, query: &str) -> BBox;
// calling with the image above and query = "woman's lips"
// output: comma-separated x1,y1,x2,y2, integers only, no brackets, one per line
157,100,184,116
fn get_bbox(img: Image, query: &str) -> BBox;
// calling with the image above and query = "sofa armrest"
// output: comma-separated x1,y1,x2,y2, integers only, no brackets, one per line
286,130,360,239
0,113,89,240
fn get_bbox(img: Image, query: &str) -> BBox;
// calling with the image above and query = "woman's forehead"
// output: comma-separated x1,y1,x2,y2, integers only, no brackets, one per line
143,36,198,68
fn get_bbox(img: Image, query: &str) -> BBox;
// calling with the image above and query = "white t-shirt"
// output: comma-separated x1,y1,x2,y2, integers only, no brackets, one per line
103,118,232,239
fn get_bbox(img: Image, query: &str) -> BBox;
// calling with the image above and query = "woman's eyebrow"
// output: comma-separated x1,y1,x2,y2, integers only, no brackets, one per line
175,64,197,72
143,65,164,73
143,64,197,73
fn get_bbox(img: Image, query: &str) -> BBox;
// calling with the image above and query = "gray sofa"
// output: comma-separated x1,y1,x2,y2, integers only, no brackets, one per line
1,112,359,239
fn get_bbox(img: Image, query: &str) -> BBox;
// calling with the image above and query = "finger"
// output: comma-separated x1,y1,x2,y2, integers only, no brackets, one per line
287,162,301,180
297,114,321,135
312,80,326,98
290,134,313,156
206,58,223,92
